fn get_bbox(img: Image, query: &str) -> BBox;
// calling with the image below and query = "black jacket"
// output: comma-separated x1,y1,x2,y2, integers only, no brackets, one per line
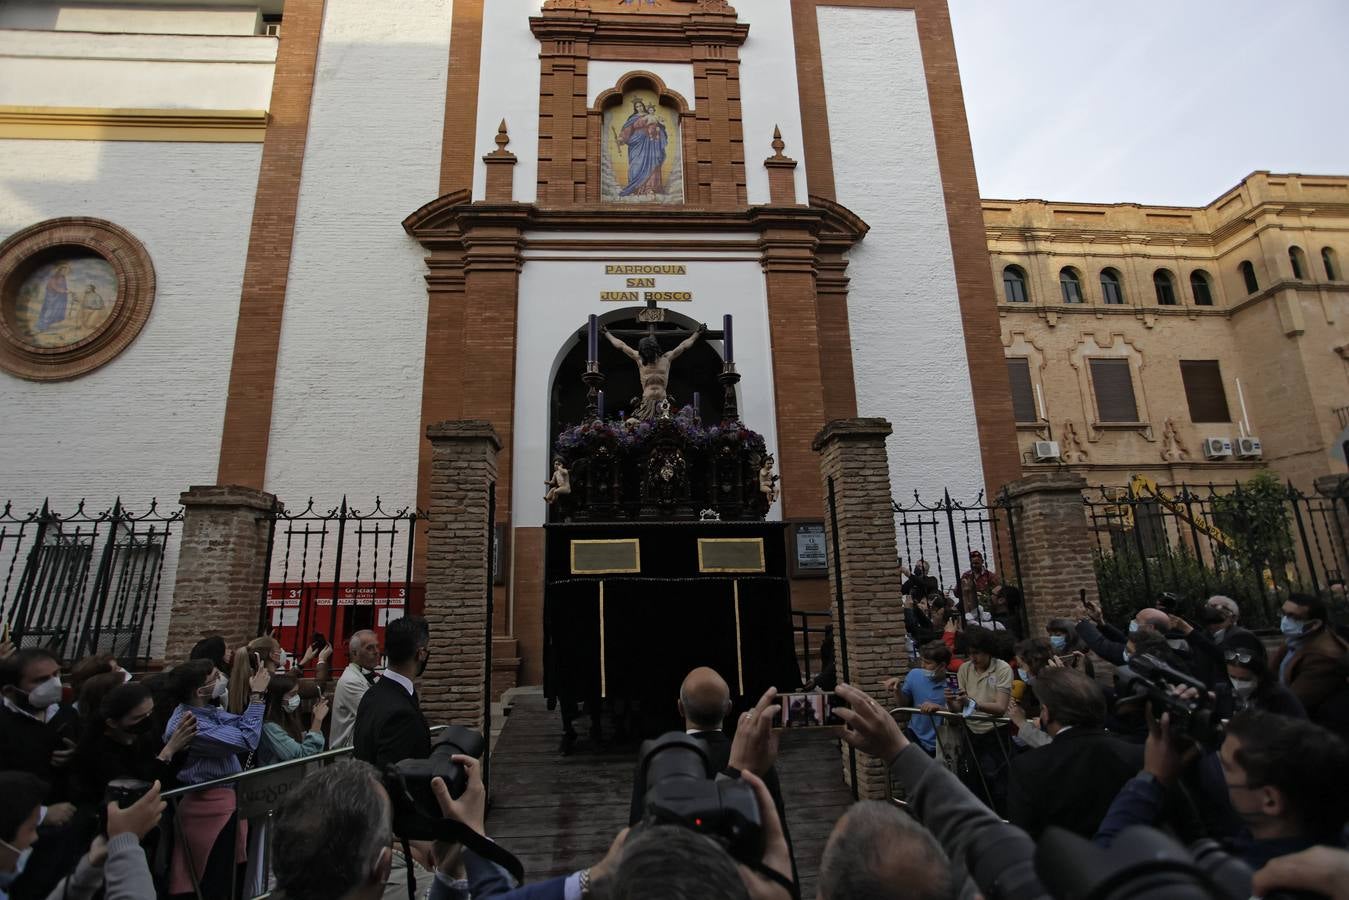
0,704,80,802
1007,726,1143,840
352,676,431,771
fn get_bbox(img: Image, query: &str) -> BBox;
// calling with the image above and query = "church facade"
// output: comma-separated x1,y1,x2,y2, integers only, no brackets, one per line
0,0,1019,677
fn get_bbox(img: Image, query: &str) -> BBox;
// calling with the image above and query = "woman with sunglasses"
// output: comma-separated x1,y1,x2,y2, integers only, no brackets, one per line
1223,633,1305,719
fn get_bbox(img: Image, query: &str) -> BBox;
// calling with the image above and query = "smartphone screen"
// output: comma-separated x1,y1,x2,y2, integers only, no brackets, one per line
946,673,960,693
779,692,846,728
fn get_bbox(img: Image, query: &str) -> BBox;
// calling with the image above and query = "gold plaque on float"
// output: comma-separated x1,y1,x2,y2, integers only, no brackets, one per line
570,539,642,575
697,538,766,573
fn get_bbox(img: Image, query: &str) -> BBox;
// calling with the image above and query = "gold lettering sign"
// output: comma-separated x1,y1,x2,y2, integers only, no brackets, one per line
605,264,687,275
600,263,694,303
571,539,642,575
697,538,766,573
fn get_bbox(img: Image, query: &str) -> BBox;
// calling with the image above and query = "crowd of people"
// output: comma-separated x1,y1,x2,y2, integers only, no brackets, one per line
2,561,1348,900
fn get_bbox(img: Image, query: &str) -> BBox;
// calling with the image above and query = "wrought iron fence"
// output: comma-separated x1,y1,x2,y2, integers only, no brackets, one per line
1084,477,1348,629
0,498,181,665
891,489,1028,635
261,497,421,672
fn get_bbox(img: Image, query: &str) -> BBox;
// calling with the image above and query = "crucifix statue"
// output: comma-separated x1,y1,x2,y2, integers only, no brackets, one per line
601,293,705,420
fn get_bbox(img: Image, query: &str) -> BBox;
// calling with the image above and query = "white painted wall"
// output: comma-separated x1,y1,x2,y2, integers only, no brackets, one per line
0,2,262,35
512,248,781,528
736,0,809,205
0,138,263,655
263,0,451,510
472,0,541,201
0,30,276,109
817,6,985,503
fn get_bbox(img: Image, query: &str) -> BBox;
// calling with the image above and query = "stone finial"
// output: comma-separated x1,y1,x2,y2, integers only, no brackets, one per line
483,119,517,202
764,124,798,205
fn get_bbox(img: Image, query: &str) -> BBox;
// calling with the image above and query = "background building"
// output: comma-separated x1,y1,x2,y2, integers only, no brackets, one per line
988,171,1349,490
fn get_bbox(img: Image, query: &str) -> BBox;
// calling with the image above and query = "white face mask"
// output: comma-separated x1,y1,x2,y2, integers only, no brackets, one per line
24,675,64,709
211,676,229,701
1230,677,1257,699
282,695,301,713
0,835,33,881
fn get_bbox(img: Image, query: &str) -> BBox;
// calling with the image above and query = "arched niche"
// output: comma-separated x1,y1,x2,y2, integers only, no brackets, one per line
590,71,695,205
547,307,728,460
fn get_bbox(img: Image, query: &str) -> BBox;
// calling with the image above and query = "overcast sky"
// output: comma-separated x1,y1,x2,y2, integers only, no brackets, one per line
947,0,1349,206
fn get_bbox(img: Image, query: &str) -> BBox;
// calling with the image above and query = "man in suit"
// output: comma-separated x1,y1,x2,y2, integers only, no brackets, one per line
1006,666,1142,840
354,616,431,772
331,630,381,749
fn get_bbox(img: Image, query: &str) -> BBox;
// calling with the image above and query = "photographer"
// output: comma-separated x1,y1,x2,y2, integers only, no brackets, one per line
1076,603,1169,667
1094,707,1349,868
818,802,958,900
0,771,163,900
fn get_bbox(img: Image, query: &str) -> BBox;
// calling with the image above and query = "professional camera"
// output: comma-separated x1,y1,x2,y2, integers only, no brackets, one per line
1034,825,1300,900
635,732,763,865
1114,653,1225,749
384,725,485,840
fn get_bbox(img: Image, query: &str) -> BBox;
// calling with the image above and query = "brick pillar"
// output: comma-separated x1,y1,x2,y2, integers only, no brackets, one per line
164,485,276,664
1004,472,1099,636
422,421,501,729
813,418,907,800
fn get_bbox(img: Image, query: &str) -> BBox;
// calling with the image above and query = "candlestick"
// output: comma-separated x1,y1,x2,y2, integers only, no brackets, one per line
722,314,734,364
597,389,605,421
587,314,598,365
692,391,701,418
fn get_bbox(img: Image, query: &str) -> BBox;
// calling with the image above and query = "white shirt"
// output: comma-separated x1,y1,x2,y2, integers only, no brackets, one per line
329,664,377,750
382,667,415,697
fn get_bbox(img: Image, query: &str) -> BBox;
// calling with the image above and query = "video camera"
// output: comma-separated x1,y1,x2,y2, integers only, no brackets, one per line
635,732,764,865
1114,653,1225,750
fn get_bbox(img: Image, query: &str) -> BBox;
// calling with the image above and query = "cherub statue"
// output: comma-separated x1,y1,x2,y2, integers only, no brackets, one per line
758,453,780,505
544,458,571,504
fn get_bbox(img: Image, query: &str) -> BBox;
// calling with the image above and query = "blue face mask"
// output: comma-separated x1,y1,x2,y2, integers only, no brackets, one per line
1049,635,1067,652
1128,620,1141,634
1281,615,1309,640
1023,672,1036,687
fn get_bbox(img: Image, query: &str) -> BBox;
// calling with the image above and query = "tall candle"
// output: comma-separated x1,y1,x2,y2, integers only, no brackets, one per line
693,391,701,416
587,314,598,364
722,314,734,364
597,389,605,420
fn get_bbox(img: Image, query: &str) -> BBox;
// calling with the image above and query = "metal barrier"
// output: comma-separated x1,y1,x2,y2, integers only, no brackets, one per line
887,705,1015,816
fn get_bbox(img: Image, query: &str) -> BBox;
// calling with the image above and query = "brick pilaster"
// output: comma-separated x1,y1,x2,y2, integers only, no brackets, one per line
813,418,907,800
164,486,276,664
1004,473,1099,636
422,421,501,729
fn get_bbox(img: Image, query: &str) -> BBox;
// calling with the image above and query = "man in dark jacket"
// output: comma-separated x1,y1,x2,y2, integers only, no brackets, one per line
1007,667,1142,839
353,615,432,771
1272,593,1349,725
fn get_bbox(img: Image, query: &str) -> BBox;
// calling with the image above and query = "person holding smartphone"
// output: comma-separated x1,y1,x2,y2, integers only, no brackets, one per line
949,626,1014,814
885,641,954,756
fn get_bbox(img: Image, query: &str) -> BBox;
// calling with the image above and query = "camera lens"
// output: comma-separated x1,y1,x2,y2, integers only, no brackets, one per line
640,733,710,796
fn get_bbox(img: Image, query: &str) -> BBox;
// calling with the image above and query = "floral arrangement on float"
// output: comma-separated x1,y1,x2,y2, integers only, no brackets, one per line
553,405,767,464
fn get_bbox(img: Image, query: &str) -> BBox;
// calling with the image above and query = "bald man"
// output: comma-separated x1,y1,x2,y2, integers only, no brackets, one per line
1075,604,1172,667
628,667,797,877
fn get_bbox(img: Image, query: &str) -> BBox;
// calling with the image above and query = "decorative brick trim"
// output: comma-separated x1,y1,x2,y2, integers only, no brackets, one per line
483,120,519,203
764,125,799,206
0,217,156,381
439,0,486,196
790,0,1021,499
216,0,328,488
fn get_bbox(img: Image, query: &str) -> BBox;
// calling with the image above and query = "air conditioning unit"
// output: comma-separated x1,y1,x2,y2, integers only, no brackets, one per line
1203,437,1233,460
1235,436,1263,459
1033,440,1061,462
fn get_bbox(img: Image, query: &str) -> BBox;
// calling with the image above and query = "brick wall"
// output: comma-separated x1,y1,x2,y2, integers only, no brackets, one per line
164,485,276,665
1004,472,1100,636
814,417,907,800
421,421,500,729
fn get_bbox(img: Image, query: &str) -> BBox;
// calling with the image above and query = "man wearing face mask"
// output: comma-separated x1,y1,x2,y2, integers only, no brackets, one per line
1272,593,1349,724
1006,667,1141,840
1076,603,1170,667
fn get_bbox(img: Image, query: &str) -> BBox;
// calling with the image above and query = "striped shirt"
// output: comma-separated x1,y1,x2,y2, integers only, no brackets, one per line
165,701,264,786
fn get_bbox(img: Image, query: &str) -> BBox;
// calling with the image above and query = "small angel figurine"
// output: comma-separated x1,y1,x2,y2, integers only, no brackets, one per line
758,453,780,505
544,458,571,504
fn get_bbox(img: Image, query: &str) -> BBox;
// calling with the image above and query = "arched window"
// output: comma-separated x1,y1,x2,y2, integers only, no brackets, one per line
1153,269,1177,305
1190,270,1214,306
1289,246,1307,280
1240,260,1259,294
1059,267,1084,303
1100,268,1125,305
1002,265,1029,303
1324,247,1340,281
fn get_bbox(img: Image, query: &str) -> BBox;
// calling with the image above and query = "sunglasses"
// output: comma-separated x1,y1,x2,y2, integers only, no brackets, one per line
1224,648,1257,665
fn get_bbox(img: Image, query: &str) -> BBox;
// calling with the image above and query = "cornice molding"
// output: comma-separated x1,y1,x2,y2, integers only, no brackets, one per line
0,105,267,143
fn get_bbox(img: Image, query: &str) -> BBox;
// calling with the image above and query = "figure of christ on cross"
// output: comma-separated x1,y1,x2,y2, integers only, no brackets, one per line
602,321,706,420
